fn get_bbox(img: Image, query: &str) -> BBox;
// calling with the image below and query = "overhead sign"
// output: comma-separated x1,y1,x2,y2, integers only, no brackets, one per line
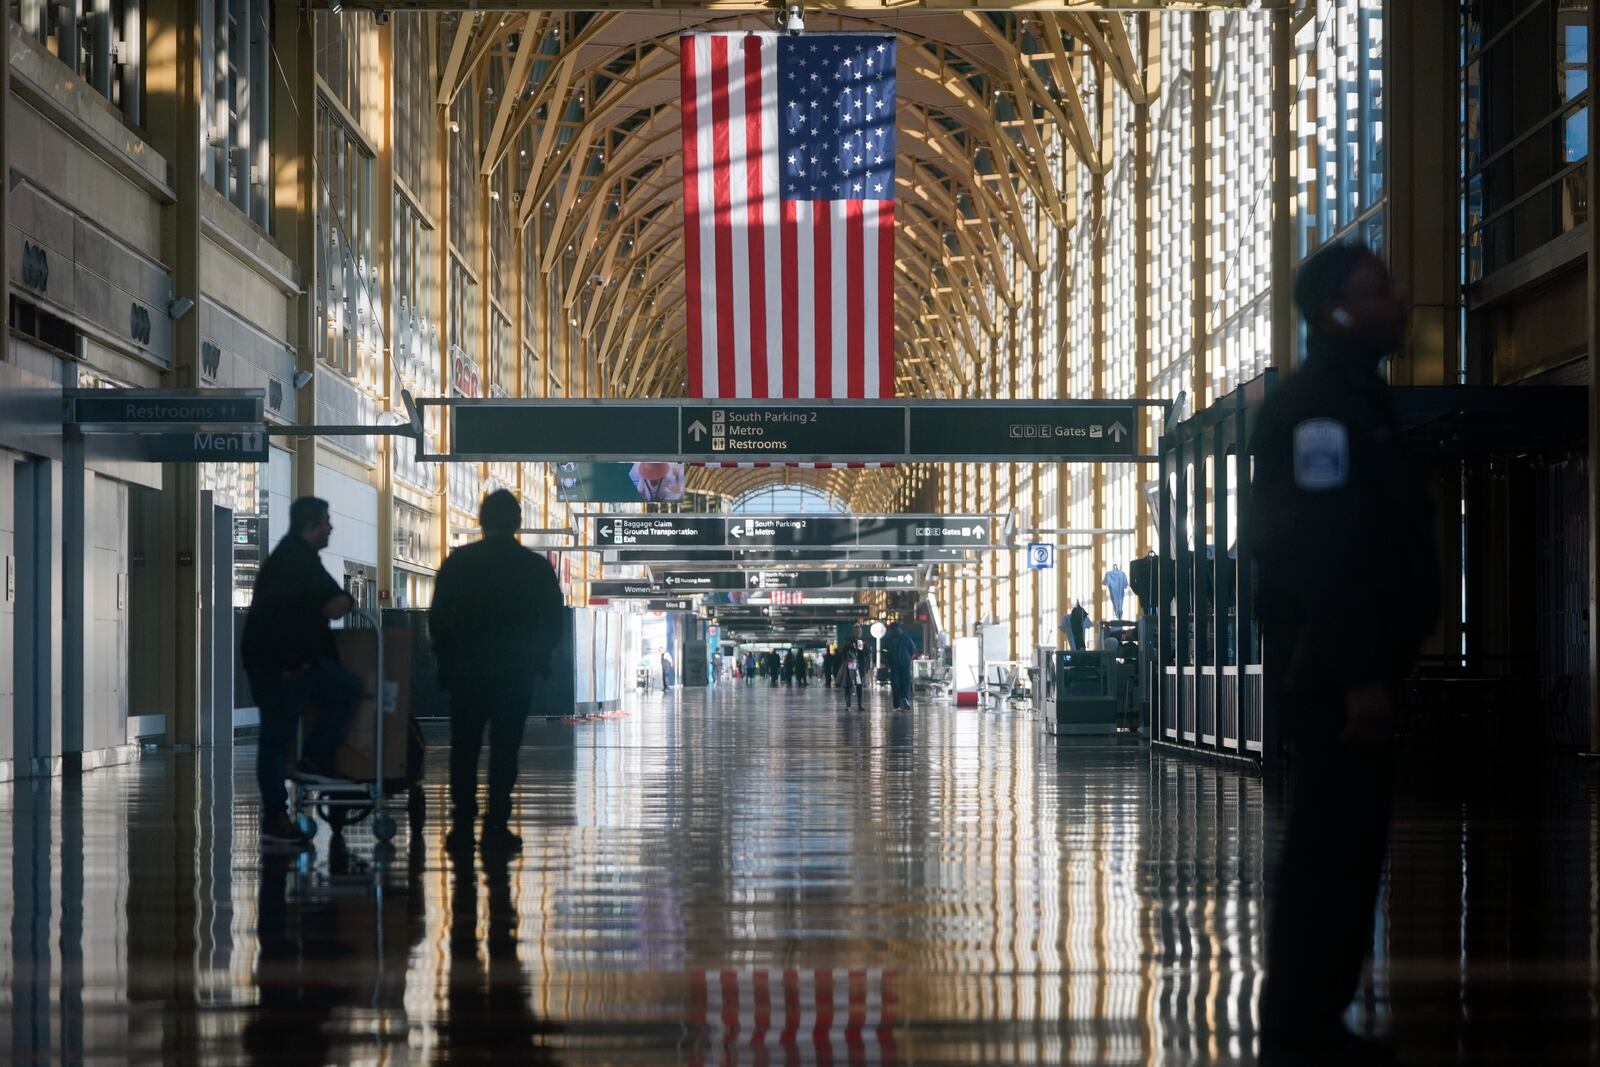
597,516,725,548
909,403,1137,460
597,514,996,550
645,599,696,612
435,400,1153,462
682,404,904,459
653,569,918,591
711,604,870,619
657,572,744,591
746,569,917,591
454,402,677,458
589,579,666,598
726,516,858,547
616,547,969,564
856,516,992,548
148,430,269,463
70,389,265,430
1026,543,1056,571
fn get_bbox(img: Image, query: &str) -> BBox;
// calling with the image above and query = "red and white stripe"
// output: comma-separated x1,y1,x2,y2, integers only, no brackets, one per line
692,968,897,1064
681,33,895,471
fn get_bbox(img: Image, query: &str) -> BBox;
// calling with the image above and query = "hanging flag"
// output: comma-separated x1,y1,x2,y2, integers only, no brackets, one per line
681,32,896,403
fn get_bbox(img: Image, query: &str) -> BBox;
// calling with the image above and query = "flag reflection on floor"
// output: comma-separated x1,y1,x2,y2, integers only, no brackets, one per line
693,968,897,1064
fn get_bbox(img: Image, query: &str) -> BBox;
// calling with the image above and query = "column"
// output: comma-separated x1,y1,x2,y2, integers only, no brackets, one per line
1587,0,1599,752
1092,58,1110,622
275,0,318,499
1135,16,1155,550
1270,5,1295,377
1190,15,1211,404
149,0,208,744
376,16,397,604
1386,0,1458,387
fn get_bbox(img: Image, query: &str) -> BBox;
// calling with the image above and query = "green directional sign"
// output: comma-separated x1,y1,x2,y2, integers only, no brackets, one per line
909,403,1137,460
422,399,1153,462
746,569,918,590
727,515,858,547
453,402,677,459
651,568,918,591
148,431,268,463
589,579,665,598
70,389,264,430
711,604,871,620
681,403,903,461
595,516,725,547
856,516,994,547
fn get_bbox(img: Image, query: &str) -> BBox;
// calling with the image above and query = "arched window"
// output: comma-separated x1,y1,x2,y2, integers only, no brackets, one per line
730,484,848,514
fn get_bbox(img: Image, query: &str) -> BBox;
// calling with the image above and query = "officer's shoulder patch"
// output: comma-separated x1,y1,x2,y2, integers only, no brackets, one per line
1292,418,1349,491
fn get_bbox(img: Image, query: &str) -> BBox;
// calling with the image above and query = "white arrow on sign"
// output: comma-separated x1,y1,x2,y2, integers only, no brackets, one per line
748,573,762,587
1107,421,1128,443
599,525,612,537
730,523,744,538
687,420,709,442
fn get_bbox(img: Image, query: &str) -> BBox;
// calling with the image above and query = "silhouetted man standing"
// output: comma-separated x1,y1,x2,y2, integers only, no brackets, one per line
1247,244,1439,1063
431,490,566,854
241,496,360,846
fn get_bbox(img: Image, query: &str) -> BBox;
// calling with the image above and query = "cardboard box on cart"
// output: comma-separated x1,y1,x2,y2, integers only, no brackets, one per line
307,627,413,782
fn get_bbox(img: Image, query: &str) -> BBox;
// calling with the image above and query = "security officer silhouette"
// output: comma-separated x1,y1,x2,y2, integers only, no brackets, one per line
1245,243,1439,1063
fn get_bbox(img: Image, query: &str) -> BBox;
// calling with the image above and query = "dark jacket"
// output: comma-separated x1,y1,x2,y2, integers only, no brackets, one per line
241,535,345,674
836,641,867,684
430,534,566,693
1244,337,1440,695
881,629,915,670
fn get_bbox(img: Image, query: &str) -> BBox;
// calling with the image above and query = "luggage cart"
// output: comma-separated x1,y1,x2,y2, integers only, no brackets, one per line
290,608,400,844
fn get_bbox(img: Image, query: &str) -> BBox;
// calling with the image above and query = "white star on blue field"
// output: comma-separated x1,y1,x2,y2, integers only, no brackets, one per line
778,35,896,201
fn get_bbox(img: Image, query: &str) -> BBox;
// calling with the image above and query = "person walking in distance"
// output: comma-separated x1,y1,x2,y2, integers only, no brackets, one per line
430,490,566,855
836,630,868,712
880,621,917,712
1246,244,1439,1064
241,497,362,846
743,651,758,687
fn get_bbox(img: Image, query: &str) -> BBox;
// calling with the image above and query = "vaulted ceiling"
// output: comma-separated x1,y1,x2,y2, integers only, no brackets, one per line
443,9,1161,387
428,6,1181,502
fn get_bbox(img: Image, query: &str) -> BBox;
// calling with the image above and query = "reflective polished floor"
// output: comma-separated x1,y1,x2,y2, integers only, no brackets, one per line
2,683,1597,1065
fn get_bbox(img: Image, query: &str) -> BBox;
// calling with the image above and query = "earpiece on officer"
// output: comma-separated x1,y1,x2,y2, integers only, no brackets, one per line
1330,307,1355,327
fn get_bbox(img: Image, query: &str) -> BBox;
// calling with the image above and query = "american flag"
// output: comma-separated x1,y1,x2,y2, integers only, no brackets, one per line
681,33,896,402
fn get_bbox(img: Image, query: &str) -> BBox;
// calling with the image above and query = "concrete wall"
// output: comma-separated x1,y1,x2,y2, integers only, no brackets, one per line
316,462,380,582
3,25,183,771
83,474,128,754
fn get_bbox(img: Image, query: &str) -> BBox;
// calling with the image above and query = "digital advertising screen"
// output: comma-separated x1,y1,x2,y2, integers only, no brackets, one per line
553,462,687,503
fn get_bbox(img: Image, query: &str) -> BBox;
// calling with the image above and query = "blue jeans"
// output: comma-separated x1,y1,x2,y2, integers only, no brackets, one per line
248,656,362,813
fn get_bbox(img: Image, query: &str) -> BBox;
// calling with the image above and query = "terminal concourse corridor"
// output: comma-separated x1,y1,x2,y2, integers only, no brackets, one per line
2,685,1598,1066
